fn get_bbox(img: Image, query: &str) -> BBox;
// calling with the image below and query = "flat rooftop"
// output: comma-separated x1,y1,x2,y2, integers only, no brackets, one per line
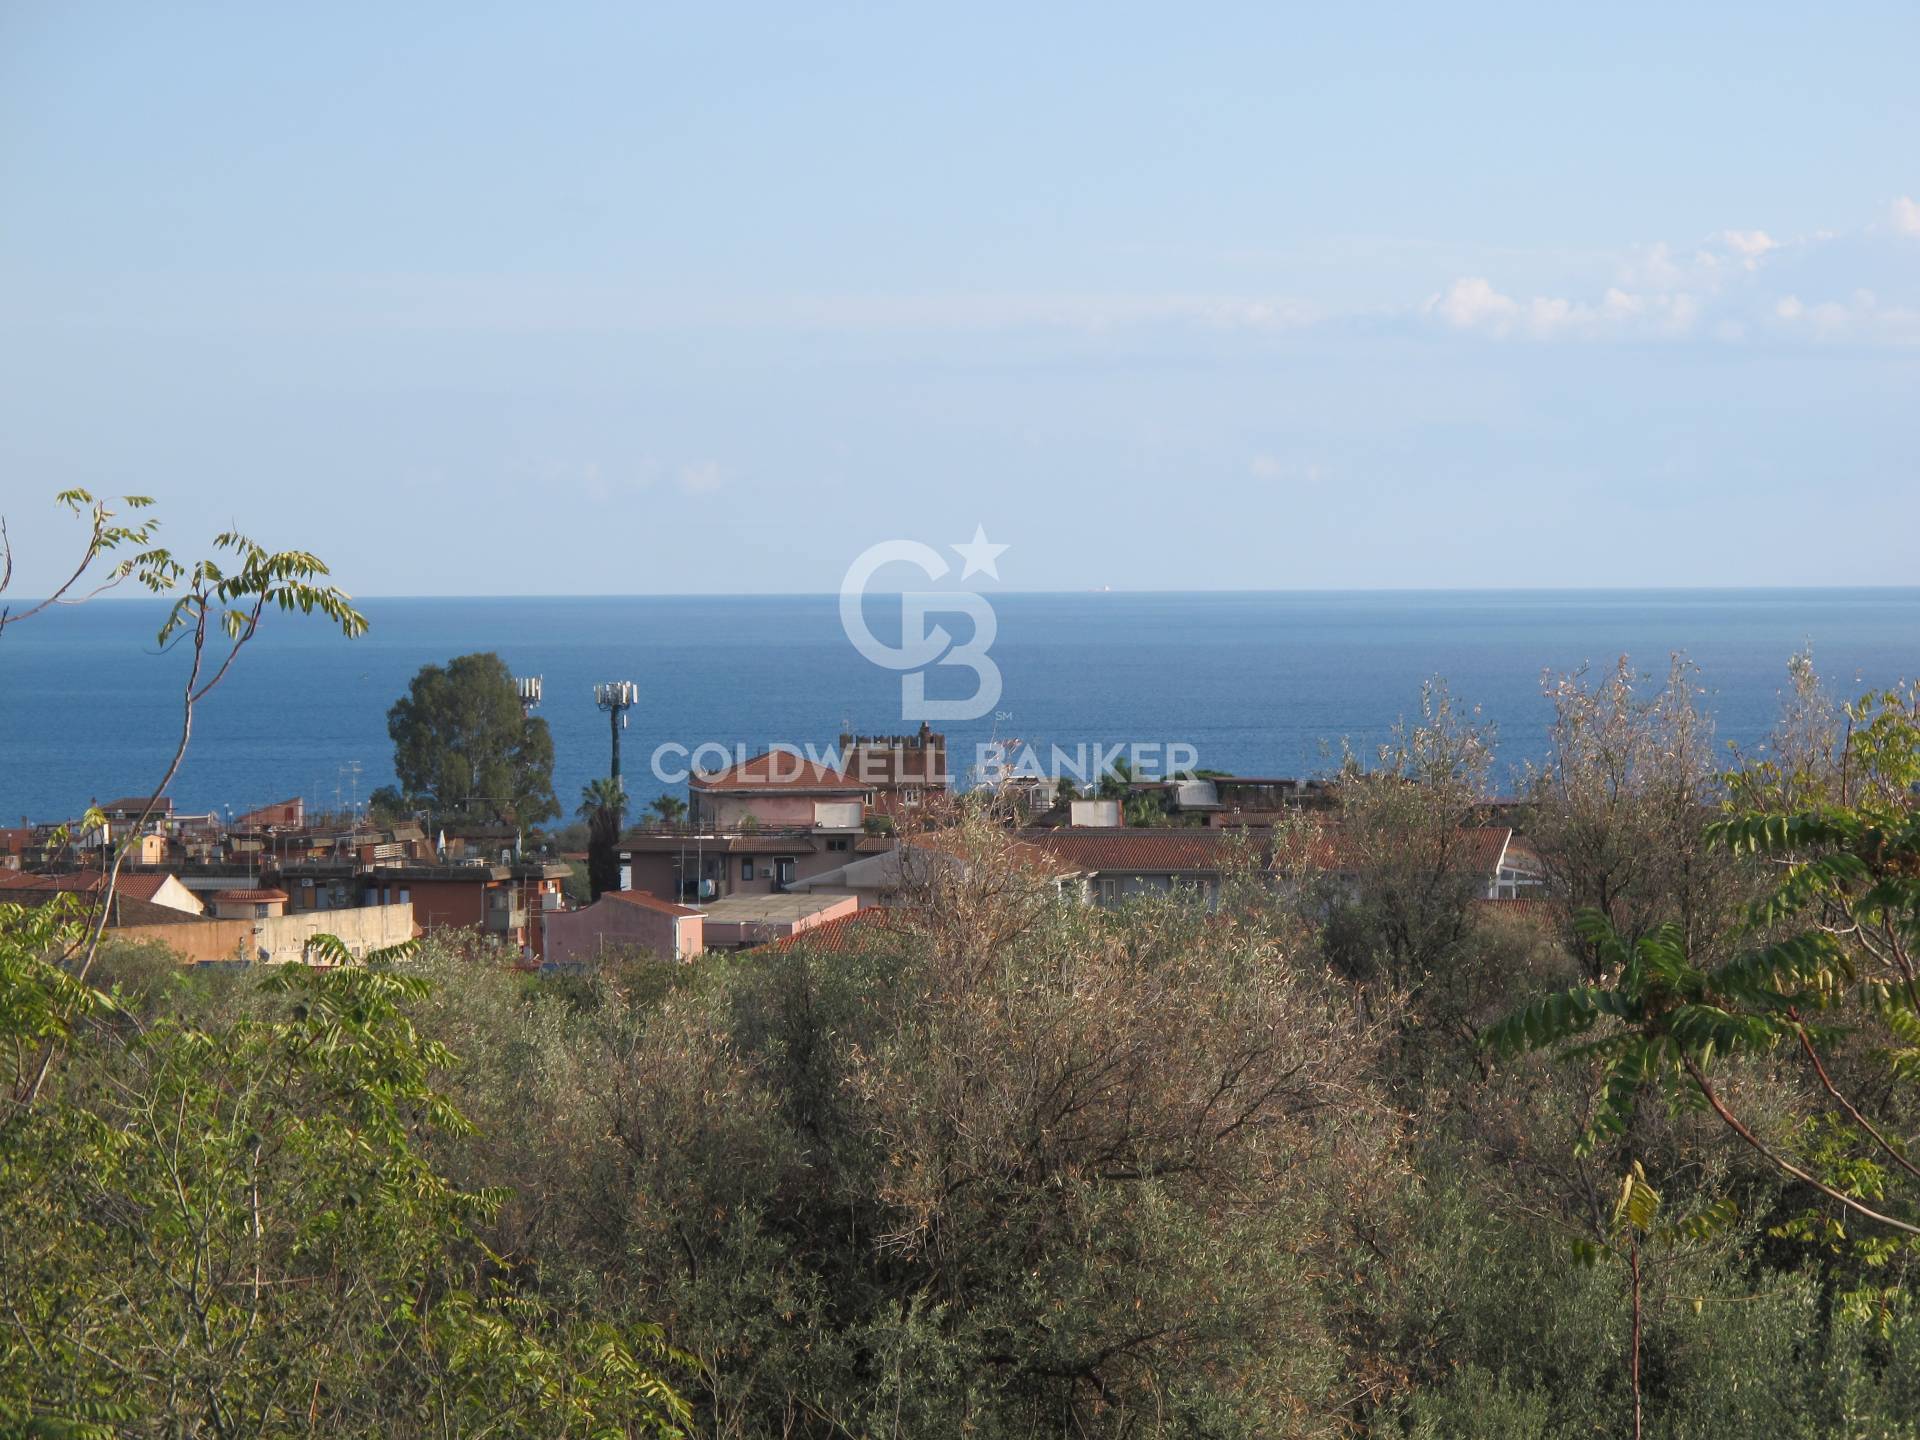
696,893,854,925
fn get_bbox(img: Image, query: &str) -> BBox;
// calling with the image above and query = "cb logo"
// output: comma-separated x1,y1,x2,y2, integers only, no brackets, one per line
839,537,1002,722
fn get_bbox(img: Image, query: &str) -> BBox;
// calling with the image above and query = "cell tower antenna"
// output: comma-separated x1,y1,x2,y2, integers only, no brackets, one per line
593,680,640,823
515,675,543,714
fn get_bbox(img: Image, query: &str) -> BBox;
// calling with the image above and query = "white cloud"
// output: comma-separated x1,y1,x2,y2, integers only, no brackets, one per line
1427,277,1519,332
1425,202,1920,345
676,460,725,495
1771,288,1920,342
1248,455,1326,484
1424,277,1699,340
1720,229,1777,267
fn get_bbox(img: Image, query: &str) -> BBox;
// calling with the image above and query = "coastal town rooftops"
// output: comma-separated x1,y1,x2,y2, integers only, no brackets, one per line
0,869,183,903
690,752,866,792
211,887,289,904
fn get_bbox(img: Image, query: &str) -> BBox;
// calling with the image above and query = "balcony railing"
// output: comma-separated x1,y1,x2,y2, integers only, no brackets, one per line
621,822,818,840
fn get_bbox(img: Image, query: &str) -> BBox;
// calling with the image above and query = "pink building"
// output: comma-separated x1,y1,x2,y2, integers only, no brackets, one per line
688,751,869,832
541,889,704,965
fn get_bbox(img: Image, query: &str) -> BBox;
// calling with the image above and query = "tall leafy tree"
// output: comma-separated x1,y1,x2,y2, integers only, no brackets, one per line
386,652,559,829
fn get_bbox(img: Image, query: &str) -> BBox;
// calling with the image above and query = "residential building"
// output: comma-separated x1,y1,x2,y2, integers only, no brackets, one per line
210,886,288,919
357,859,569,960
231,797,305,830
688,751,869,832
543,889,704,965
1021,828,1245,909
788,831,1083,909
623,749,874,904
698,892,860,950
837,723,949,818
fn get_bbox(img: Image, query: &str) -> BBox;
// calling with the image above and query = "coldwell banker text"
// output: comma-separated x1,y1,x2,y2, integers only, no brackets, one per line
649,740,1200,787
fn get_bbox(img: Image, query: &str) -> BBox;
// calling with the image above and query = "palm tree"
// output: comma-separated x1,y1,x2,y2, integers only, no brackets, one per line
1097,756,1135,801
647,794,687,825
578,777,625,901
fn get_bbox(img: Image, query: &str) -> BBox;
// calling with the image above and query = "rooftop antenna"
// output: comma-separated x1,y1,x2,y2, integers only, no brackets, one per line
339,761,363,821
515,675,543,714
594,680,639,822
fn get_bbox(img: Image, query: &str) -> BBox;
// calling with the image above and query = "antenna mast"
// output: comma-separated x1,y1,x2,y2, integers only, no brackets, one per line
594,680,640,821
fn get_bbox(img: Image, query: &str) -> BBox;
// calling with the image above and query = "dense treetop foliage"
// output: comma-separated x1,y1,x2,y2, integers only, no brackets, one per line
378,652,560,830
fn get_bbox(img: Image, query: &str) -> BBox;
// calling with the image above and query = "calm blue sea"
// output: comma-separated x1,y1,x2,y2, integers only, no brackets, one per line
2,591,1917,823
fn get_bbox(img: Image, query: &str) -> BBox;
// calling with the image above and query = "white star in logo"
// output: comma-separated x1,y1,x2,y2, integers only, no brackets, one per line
952,524,1009,581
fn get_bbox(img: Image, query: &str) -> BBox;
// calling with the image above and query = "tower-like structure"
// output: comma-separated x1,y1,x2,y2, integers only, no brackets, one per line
515,675,544,714
593,680,639,801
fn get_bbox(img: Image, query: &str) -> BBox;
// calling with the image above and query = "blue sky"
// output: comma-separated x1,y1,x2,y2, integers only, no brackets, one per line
2,2,1916,595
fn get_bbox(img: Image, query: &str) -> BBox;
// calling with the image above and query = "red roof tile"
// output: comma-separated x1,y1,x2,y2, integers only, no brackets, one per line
0,869,178,903
768,905,919,954
213,888,289,903
904,827,1085,878
690,752,865,792
1458,826,1512,875
1020,828,1237,873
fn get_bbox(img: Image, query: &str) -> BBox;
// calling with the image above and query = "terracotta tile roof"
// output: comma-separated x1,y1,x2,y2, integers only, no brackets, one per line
768,905,919,954
0,869,177,903
690,752,866,792
606,889,704,918
213,887,289,903
1475,896,1557,922
1458,826,1512,875
1020,828,1238,874
904,827,1085,878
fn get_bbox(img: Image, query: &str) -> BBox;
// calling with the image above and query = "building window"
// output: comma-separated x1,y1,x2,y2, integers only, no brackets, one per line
827,838,849,852
398,887,411,905
741,859,754,881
